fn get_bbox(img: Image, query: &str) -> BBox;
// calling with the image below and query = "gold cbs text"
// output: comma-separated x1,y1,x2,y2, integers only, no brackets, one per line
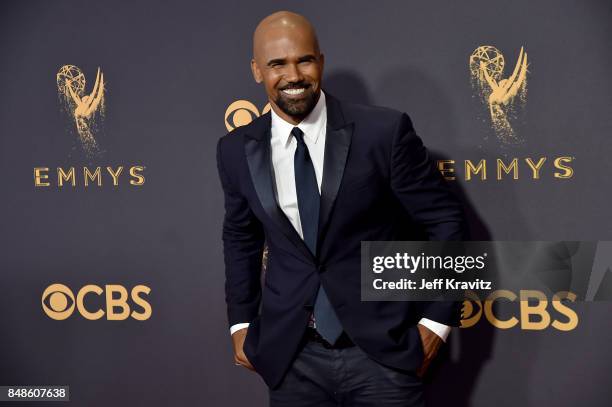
42,283,152,321
461,289,578,331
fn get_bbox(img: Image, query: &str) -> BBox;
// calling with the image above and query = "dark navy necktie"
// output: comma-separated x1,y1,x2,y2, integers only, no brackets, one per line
292,126,343,344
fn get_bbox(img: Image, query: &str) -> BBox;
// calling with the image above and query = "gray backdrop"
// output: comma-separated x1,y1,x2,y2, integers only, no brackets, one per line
0,0,611,406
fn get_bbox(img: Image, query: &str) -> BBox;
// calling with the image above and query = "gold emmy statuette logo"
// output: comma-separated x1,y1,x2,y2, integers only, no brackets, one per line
224,99,271,131
56,65,106,156
469,46,529,144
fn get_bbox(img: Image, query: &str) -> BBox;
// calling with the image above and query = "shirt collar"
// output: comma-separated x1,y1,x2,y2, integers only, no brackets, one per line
270,90,327,146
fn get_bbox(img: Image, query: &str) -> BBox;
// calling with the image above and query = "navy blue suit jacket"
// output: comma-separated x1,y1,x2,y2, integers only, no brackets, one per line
217,93,466,388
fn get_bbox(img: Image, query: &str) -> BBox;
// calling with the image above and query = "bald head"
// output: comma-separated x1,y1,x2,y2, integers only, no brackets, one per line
253,11,320,60
251,11,324,125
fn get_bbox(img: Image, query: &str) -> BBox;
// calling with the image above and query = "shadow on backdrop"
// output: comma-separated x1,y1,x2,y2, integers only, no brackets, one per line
324,68,535,406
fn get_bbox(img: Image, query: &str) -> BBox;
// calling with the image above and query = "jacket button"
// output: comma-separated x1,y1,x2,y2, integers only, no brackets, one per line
303,304,314,311
317,265,326,273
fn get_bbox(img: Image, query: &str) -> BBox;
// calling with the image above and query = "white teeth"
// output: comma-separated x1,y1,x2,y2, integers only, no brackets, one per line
282,88,305,95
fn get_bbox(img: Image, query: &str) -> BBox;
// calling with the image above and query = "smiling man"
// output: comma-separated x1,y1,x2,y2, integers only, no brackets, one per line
217,10,466,407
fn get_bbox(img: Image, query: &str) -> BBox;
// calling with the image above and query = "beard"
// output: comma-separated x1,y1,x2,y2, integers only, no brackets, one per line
274,84,319,119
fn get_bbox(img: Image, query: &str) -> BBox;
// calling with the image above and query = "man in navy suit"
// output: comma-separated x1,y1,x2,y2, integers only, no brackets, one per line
217,11,466,406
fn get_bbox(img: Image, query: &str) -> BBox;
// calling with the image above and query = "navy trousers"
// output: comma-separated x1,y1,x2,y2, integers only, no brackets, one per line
269,338,424,407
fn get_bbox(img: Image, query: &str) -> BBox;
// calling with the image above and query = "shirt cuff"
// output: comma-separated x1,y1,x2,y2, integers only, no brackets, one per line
230,323,250,335
418,318,451,342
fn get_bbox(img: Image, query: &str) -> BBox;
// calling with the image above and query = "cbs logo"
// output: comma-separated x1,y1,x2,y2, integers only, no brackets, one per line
42,283,152,321
224,100,271,131
461,289,578,331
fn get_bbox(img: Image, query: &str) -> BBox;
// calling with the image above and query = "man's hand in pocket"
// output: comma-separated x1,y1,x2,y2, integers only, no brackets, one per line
416,324,443,377
232,327,255,371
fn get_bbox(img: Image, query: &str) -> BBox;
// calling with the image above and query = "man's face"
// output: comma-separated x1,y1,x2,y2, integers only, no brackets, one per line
252,28,324,121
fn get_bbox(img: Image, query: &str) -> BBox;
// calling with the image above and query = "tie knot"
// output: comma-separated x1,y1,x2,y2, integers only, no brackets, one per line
291,127,305,144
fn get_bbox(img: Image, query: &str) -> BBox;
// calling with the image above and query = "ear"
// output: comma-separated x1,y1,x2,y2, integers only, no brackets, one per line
251,59,263,83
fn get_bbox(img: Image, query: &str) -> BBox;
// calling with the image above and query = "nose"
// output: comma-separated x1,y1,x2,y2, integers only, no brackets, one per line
283,62,304,83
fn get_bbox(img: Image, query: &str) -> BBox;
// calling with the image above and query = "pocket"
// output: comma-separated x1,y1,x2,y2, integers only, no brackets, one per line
243,316,260,369
412,325,426,368
356,347,422,386
377,361,423,386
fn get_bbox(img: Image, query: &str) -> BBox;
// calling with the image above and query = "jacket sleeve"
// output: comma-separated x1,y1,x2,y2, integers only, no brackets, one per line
390,113,465,241
217,137,265,327
389,113,466,326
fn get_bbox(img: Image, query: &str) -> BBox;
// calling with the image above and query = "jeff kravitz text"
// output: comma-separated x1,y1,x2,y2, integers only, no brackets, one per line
371,252,493,292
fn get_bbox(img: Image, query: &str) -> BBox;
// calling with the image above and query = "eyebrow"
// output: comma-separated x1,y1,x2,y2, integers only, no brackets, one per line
266,54,317,67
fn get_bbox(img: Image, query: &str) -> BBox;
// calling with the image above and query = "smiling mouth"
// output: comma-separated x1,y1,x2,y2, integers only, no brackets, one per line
281,88,306,96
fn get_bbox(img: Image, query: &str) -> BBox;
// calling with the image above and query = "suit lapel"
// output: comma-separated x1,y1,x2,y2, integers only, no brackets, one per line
318,94,354,246
244,113,314,262
243,93,353,262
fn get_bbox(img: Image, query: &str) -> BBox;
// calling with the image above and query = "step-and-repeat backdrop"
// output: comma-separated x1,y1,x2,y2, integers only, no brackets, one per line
1,0,610,406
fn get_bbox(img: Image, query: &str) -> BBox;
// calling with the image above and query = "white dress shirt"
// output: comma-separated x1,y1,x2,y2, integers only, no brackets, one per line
230,91,451,342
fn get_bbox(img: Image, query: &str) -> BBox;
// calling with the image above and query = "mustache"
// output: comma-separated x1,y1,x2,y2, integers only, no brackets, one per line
279,82,311,91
